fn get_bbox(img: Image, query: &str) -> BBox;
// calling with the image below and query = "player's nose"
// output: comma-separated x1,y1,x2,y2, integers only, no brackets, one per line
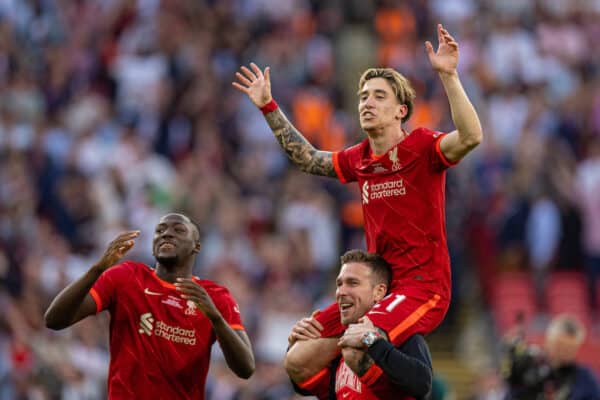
160,227,176,238
362,94,376,108
336,285,348,297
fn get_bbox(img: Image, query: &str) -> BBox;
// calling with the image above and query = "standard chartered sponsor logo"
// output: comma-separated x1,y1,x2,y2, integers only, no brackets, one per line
362,179,406,204
137,313,196,345
154,321,196,345
138,313,154,336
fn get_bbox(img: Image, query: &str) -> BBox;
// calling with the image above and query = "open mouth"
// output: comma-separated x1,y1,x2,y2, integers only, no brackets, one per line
361,112,375,118
339,302,354,313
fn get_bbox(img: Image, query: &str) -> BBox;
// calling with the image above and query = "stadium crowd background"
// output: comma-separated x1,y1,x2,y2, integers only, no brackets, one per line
0,0,599,398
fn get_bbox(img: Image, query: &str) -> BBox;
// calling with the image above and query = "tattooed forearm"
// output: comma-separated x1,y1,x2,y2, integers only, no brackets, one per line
264,109,337,177
357,355,375,377
342,348,375,377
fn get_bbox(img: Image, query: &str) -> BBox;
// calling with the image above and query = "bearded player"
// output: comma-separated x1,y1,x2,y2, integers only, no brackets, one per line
45,213,255,399
234,23,482,390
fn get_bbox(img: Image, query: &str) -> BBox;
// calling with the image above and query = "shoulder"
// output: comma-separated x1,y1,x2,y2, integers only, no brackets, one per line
104,261,150,278
194,278,234,298
398,333,427,349
408,127,445,143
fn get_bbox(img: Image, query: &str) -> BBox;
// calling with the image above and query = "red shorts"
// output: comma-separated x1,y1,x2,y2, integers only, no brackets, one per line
314,288,448,346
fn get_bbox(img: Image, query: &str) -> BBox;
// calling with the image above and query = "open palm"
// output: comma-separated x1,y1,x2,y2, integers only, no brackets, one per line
425,24,459,75
232,63,272,108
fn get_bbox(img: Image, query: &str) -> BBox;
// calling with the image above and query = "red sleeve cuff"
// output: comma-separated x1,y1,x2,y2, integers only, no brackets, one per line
332,152,347,183
89,288,102,314
298,367,329,390
359,363,383,386
435,135,459,168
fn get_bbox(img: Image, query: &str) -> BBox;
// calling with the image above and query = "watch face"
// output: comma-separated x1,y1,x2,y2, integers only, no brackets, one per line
363,332,376,346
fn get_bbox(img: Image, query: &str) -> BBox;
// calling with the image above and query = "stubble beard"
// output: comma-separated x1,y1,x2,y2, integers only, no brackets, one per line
156,254,179,268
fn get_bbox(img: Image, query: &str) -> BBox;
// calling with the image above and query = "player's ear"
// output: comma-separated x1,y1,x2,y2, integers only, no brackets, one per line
373,283,387,302
396,104,408,121
193,241,201,254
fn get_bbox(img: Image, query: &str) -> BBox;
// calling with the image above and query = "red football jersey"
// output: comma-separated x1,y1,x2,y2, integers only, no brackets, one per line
89,261,245,400
304,358,413,399
333,128,457,300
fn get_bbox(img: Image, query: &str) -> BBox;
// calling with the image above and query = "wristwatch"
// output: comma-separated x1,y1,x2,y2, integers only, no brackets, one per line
361,331,381,348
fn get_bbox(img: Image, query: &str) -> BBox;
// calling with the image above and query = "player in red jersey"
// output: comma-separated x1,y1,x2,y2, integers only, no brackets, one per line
288,250,432,399
234,23,482,387
44,213,255,399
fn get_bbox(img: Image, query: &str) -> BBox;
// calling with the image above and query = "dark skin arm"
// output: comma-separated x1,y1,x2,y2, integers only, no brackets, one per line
175,278,255,379
232,63,337,177
44,231,140,330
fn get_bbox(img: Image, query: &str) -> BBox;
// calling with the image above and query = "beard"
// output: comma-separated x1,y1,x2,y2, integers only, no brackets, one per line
155,254,179,267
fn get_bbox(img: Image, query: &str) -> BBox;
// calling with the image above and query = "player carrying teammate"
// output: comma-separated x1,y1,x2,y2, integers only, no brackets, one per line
288,250,433,399
44,213,255,399
233,23,482,389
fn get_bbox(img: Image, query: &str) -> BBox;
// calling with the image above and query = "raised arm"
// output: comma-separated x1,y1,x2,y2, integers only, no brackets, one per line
233,63,337,177
44,231,140,330
426,24,482,162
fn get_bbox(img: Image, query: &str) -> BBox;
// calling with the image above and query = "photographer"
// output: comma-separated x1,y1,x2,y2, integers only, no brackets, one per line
505,314,600,399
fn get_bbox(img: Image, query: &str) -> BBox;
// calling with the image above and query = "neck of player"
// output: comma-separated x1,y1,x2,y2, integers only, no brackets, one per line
365,124,407,156
155,261,194,283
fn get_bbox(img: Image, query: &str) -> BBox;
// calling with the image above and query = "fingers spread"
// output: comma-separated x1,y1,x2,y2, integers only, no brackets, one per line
235,72,252,86
249,62,263,78
113,232,139,244
232,82,249,93
425,41,434,54
240,66,257,81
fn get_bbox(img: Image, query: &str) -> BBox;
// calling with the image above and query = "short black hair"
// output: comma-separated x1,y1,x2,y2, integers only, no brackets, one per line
340,249,391,289
183,215,202,242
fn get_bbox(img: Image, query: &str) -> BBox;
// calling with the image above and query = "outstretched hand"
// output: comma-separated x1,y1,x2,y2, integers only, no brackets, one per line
95,231,140,271
232,62,272,108
425,24,459,75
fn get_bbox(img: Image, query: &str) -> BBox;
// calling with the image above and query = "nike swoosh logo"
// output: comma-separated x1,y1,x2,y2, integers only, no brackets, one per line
144,288,162,296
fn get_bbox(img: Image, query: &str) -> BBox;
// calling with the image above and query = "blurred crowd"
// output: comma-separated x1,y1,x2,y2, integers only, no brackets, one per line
0,0,598,399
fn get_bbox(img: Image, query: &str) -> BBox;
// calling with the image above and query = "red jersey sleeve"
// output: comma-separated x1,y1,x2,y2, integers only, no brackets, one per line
428,129,459,171
332,141,366,183
297,367,332,400
205,284,245,331
89,262,136,314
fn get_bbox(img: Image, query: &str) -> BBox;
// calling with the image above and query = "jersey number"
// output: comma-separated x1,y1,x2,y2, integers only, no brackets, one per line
385,294,406,312
373,294,406,313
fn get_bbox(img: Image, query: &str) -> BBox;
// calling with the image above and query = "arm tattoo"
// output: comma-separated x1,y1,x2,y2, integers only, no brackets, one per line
357,354,375,377
264,109,337,178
